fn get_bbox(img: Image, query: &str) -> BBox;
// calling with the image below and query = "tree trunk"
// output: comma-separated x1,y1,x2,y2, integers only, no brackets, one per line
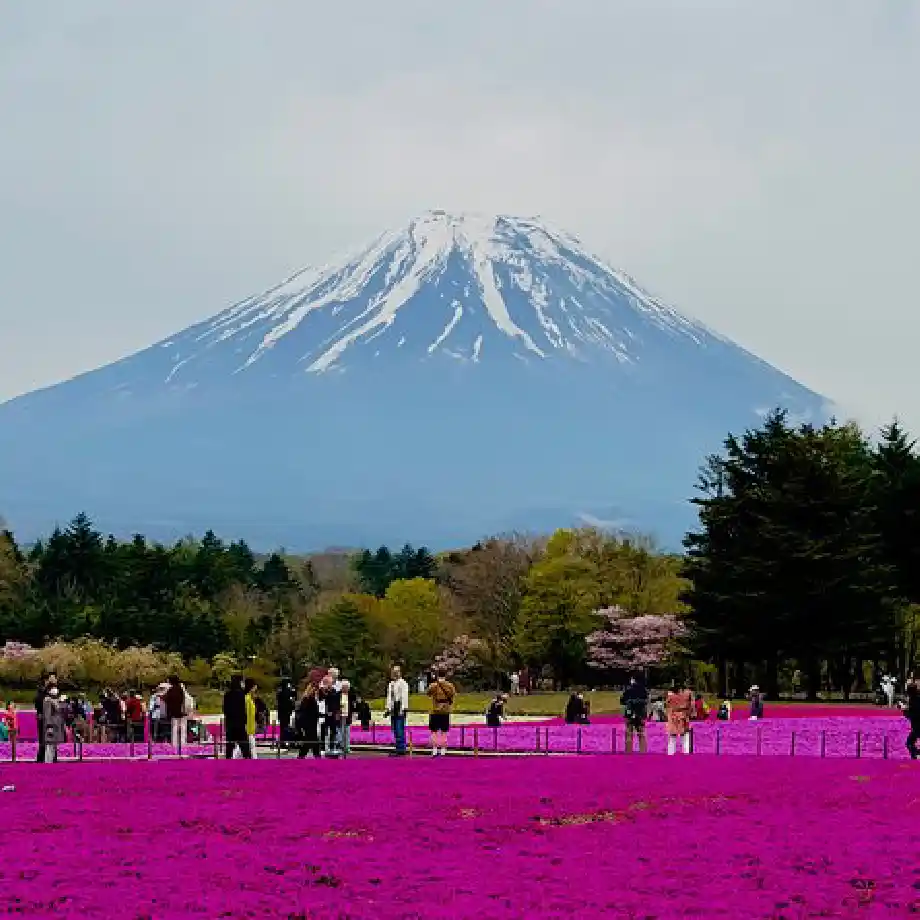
718,658,728,700
805,657,821,701
765,654,779,700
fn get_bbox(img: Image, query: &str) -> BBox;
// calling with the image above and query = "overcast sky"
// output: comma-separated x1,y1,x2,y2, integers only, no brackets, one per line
2,1,918,429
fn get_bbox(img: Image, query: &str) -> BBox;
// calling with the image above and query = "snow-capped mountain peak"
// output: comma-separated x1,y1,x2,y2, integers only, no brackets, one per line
0,210,829,551
165,210,714,385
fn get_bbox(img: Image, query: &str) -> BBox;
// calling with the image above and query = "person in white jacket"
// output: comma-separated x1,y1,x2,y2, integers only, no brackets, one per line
385,666,410,755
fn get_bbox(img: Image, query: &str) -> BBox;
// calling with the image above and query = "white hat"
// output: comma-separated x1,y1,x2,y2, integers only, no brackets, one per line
749,685,760,692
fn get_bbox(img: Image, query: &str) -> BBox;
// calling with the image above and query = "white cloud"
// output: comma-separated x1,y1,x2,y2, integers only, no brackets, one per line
0,0,918,432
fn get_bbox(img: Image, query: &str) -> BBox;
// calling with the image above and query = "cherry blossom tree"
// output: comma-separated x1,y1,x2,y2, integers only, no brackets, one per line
430,634,487,681
586,605,686,671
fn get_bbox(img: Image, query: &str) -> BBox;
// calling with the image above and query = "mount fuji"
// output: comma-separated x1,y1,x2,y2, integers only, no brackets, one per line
0,211,828,549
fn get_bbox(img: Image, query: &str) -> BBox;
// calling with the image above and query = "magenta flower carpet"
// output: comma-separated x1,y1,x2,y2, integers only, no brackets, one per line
1,756,919,918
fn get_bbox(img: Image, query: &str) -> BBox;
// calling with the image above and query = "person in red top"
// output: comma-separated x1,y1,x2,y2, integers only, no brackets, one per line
124,691,144,739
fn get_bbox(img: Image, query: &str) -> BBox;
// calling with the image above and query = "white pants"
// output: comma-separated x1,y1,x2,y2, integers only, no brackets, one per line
667,733,691,755
44,743,58,762
249,734,258,758
171,717,187,750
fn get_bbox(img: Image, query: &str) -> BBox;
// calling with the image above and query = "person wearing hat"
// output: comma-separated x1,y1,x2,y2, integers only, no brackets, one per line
748,685,764,720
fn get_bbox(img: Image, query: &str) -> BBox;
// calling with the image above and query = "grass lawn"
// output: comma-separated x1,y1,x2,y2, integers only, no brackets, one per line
366,690,883,717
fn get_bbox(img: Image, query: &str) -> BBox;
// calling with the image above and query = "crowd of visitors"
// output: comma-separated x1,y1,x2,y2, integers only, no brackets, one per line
28,672,208,761
23,663,920,764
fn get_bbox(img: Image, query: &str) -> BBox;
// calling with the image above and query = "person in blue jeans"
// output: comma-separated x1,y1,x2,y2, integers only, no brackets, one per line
385,665,410,756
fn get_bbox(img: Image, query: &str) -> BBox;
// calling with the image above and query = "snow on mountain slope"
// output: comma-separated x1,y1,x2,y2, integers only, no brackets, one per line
0,211,830,549
147,210,728,388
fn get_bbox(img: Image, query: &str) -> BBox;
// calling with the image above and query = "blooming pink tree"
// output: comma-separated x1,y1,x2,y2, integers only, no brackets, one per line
1,641,35,661
430,634,487,681
586,606,687,671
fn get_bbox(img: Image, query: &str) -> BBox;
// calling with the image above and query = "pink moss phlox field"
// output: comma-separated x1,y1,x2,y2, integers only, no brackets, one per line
2,757,920,917
351,716,913,759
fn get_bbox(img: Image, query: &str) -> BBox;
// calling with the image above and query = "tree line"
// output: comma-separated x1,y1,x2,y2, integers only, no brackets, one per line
0,513,685,695
683,412,920,699
3,409,917,700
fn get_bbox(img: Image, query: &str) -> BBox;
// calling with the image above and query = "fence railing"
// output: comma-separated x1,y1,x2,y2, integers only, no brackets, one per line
1,719,909,762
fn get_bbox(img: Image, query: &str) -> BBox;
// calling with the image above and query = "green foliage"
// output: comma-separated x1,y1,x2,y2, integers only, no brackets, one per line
309,594,386,690
352,544,437,597
683,411,898,697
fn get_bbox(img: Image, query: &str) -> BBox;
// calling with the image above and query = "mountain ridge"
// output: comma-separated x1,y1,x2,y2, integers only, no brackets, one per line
0,210,830,549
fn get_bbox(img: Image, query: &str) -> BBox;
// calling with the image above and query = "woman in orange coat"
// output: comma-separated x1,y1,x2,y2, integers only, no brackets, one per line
666,681,693,755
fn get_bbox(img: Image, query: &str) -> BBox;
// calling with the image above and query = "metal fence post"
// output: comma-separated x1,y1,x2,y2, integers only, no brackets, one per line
147,730,153,761
689,728,694,754
790,731,796,756
756,726,762,756
884,734,889,760
856,732,862,759
493,726,498,752
371,722,376,745
10,729,16,763
473,727,479,757
716,727,721,756
577,726,582,754
820,730,826,758
78,737,83,762
460,725,466,748
535,726,540,753
611,726,616,754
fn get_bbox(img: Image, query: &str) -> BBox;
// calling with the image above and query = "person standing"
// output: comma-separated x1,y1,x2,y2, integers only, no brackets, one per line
276,678,297,746
426,668,456,757
385,666,410,756
485,693,506,728
222,675,250,759
339,679,353,756
621,677,649,754
164,675,187,752
244,678,259,759
665,681,693,756
904,679,920,759
296,684,322,758
748,685,765,720
42,686,65,763
882,674,897,708
34,673,56,762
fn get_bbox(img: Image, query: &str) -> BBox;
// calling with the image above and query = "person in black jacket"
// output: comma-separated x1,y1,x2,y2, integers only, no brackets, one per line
222,674,250,759
621,676,649,753
296,684,321,758
353,694,372,731
276,678,297,745
904,680,920,759
485,694,506,728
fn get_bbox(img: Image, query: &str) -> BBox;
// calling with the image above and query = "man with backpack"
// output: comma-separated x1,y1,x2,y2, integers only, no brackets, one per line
621,676,649,753
426,667,456,757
